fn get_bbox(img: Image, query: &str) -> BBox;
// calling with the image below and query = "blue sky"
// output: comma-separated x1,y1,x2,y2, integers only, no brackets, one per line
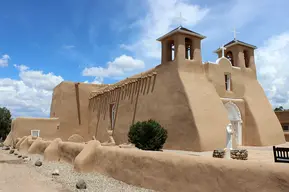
1,0,289,117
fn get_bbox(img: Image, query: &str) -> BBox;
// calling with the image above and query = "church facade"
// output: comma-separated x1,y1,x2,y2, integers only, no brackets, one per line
5,26,286,151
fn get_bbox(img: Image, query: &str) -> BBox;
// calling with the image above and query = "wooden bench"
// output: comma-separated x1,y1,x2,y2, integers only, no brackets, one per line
273,146,289,163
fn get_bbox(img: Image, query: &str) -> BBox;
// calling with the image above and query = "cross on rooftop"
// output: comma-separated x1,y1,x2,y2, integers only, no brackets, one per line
176,12,186,27
232,28,240,40
220,45,226,58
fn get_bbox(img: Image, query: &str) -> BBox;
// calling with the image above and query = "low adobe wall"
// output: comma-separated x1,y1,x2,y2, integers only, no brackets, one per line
13,136,289,192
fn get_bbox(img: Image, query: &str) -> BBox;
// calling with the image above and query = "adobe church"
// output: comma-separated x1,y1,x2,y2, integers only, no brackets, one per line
5,26,286,151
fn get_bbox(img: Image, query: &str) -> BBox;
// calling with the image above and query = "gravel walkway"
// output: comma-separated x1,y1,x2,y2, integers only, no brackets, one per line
27,154,155,192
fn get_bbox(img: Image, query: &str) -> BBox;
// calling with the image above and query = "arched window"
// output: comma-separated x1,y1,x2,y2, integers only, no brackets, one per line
185,38,193,60
226,51,234,66
243,50,249,68
168,40,175,61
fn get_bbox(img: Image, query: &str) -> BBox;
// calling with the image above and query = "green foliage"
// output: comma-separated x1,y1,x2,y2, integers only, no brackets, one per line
274,106,289,112
128,119,168,151
0,107,12,140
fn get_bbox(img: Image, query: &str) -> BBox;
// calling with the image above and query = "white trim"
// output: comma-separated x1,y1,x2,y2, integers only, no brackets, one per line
224,101,242,121
220,98,243,102
31,130,40,137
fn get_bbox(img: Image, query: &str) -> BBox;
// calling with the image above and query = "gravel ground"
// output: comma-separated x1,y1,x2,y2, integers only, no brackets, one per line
25,154,155,192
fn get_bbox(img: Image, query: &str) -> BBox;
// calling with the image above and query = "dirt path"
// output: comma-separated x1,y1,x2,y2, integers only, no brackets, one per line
0,152,70,192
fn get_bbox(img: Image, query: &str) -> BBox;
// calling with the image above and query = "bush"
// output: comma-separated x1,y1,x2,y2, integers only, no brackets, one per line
128,119,168,151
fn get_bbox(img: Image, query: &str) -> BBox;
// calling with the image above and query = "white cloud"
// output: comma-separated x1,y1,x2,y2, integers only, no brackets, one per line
62,45,76,50
82,54,144,82
121,0,209,59
256,32,289,108
0,54,10,67
83,78,102,84
0,64,64,117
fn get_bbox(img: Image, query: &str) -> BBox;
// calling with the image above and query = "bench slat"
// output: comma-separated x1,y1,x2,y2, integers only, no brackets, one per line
273,146,289,163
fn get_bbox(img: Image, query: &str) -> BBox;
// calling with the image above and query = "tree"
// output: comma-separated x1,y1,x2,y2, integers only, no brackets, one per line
0,107,12,140
274,106,285,111
128,119,168,151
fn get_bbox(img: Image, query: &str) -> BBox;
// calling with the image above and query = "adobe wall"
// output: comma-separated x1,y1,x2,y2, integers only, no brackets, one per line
5,117,60,146
204,58,285,146
50,81,106,140
13,136,289,192
89,57,230,151
242,76,285,145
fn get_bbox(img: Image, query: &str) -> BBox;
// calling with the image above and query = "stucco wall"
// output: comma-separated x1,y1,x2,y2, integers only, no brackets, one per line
14,136,289,192
90,56,231,151
50,81,105,140
7,117,60,145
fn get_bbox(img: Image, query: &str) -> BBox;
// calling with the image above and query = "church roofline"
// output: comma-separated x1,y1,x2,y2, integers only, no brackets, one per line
89,67,158,100
157,26,206,41
214,39,257,53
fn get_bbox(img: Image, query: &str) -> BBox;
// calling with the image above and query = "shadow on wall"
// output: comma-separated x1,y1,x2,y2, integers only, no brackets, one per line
9,135,289,192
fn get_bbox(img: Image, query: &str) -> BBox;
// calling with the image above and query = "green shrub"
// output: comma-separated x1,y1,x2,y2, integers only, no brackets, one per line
128,119,168,151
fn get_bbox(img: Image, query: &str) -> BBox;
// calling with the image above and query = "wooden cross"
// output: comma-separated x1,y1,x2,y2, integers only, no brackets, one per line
220,45,226,57
176,12,186,27
232,28,240,40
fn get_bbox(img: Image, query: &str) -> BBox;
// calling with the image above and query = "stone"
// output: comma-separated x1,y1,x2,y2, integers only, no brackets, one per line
2,146,10,150
22,155,28,159
35,160,42,167
212,149,226,158
230,149,248,160
76,179,87,189
23,157,31,162
9,149,14,154
52,169,59,176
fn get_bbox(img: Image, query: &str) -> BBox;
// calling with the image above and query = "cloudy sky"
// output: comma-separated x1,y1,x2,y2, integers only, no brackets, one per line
0,0,289,117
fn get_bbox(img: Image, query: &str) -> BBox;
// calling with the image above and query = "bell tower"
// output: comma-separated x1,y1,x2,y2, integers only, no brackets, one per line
157,26,206,64
214,38,257,70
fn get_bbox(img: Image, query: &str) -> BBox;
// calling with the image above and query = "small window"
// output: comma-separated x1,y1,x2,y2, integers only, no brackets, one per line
31,130,40,137
109,103,117,130
185,38,193,60
225,73,231,91
282,126,289,131
168,40,175,61
243,50,249,68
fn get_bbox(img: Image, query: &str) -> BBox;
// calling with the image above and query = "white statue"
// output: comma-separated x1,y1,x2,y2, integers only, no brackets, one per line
226,123,234,150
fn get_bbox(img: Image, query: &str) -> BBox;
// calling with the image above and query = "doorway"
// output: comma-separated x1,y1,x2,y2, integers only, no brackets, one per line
224,101,242,146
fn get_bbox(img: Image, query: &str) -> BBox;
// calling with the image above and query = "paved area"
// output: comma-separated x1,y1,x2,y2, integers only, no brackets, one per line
0,152,70,192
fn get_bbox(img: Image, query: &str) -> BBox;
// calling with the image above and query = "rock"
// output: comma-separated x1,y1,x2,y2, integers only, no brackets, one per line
23,157,31,162
22,155,28,159
18,155,22,158
9,149,14,154
212,149,226,158
76,179,87,189
35,160,42,167
230,149,248,160
2,146,9,150
52,169,59,176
